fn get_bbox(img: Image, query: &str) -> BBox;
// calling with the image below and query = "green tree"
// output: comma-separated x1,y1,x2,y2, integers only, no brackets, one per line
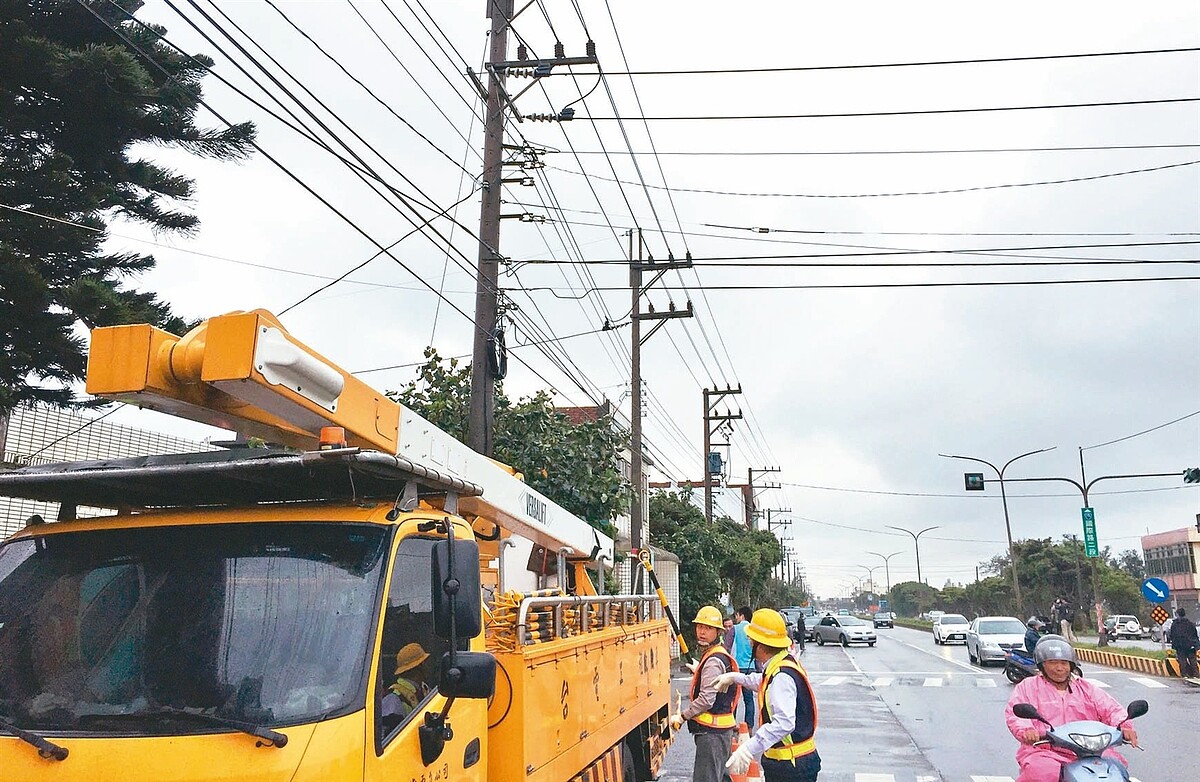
647,489,729,649
390,349,631,533
889,581,938,617
0,0,255,412
1112,549,1145,582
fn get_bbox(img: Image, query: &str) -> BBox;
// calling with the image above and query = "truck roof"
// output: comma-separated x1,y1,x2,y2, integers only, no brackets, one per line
0,448,482,511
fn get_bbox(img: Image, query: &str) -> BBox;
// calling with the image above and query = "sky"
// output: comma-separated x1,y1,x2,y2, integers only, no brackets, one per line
78,0,1199,600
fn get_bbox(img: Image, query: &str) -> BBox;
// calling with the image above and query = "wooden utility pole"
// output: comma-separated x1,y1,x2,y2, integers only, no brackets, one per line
629,228,692,559
746,466,780,529
702,387,741,524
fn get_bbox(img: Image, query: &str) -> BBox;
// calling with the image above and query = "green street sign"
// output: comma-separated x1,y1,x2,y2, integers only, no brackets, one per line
1081,507,1099,557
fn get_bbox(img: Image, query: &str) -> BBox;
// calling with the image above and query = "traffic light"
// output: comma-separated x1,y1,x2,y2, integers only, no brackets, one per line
964,472,986,491
1184,467,1200,484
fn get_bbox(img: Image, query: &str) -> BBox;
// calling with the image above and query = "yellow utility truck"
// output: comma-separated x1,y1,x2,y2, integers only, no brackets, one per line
0,310,673,781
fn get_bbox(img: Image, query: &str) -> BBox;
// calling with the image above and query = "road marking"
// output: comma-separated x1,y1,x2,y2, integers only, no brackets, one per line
1129,676,1167,688
970,777,1014,782
1088,678,1110,688
975,677,997,687
890,635,983,672
923,677,943,687
818,676,850,686
871,677,894,687
854,775,895,782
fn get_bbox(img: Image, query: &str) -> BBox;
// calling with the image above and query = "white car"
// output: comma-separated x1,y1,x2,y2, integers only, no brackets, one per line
932,613,970,645
1104,614,1146,640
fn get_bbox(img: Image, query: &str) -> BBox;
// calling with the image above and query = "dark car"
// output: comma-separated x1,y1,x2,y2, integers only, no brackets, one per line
873,611,894,628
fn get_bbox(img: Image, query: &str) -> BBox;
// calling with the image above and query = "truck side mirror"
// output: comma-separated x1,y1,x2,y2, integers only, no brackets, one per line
432,539,482,640
438,651,496,699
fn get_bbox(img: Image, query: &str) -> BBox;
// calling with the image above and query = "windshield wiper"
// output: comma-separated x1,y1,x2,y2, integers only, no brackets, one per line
0,714,68,761
79,707,288,748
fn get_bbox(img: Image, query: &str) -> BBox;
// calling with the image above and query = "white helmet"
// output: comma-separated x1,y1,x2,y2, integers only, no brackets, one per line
1034,634,1076,667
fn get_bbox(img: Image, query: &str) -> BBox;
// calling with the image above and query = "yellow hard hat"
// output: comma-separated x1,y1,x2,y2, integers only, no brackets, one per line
692,605,724,630
745,608,790,647
394,642,430,675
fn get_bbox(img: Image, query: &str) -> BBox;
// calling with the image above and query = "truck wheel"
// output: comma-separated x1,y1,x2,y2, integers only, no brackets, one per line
620,743,637,782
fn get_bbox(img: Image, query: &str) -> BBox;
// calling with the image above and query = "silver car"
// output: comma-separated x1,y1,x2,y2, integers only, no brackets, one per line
966,616,1027,665
814,614,877,647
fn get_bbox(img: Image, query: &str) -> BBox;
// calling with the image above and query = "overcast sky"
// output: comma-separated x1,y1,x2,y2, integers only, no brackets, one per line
89,1,1199,599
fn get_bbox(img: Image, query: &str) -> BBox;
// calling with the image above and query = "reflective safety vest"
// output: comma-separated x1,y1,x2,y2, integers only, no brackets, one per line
688,644,739,730
757,650,819,761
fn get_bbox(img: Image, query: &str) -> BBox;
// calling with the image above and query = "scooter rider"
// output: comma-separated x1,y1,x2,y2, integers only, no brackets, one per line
1023,617,1044,655
1005,635,1139,781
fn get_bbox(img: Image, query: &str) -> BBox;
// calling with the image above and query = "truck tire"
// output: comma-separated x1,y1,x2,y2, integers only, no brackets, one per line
620,742,637,782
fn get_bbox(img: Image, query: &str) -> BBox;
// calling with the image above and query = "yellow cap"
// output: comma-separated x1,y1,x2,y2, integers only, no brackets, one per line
394,642,430,675
692,605,724,630
745,608,790,647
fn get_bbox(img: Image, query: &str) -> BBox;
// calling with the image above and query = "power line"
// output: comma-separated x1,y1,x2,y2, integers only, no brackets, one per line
1083,408,1200,451
546,158,1200,198
702,221,1200,238
562,143,1200,157
582,97,1200,122
599,47,1200,75
781,481,1198,499
518,275,1200,293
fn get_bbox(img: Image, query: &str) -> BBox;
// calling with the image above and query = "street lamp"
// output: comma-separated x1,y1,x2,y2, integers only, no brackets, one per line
858,564,881,594
939,447,1055,616
884,525,940,586
867,550,902,607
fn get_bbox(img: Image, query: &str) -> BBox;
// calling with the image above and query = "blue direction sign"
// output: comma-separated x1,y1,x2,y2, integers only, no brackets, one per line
1141,577,1170,603
1081,507,1099,558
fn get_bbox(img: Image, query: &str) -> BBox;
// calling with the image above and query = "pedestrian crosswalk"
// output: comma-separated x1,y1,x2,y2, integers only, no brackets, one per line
782,774,1150,782
801,674,1165,689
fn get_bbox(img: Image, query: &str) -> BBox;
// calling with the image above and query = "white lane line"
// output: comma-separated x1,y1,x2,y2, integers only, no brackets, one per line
1129,676,1168,689
856,670,995,675
923,677,943,687
917,778,940,782
818,676,850,686
1088,678,1110,688
854,775,895,782
970,777,1014,782
889,635,984,672
871,677,894,688
975,677,997,687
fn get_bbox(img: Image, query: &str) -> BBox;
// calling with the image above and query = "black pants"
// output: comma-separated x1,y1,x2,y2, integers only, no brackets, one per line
763,751,821,781
1174,645,1199,677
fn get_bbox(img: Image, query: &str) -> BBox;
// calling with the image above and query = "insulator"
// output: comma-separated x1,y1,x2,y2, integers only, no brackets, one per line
586,39,596,58
517,43,528,61
554,41,565,58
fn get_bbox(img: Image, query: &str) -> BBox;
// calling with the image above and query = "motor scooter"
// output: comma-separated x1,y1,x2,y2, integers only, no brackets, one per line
1011,700,1148,781
1003,648,1039,684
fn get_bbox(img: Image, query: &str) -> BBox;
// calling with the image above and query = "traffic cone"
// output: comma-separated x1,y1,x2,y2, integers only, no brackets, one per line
746,757,765,782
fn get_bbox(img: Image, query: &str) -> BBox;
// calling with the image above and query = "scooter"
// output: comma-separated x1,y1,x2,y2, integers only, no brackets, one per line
1011,700,1148,781
1004,648,1039,684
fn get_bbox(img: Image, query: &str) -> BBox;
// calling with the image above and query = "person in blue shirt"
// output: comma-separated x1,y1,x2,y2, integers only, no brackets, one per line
732,605,755,729
1024,617,1044,655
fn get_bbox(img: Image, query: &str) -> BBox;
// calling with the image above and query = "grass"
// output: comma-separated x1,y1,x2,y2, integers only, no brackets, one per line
1072,641,1172,661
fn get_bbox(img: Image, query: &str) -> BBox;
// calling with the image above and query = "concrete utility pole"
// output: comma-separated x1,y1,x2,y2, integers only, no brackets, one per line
629,228,692,560
746,466,780,528
466,0,514,456
467,2,598,455
703,387,741,524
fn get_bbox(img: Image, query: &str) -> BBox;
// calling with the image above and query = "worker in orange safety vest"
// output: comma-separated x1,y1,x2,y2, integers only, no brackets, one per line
670,605,741,782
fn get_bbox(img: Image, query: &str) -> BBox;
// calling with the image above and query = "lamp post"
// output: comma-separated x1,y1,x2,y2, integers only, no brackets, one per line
867,550,902,608
885,525,939,587
939,447,1055,617
858,564,881,595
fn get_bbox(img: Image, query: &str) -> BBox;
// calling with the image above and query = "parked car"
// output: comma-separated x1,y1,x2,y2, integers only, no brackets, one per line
873,611,894,628
932,613,971,645
1104,614,1146,640
814,614,877,647
922,610,945,622
965,616,1027,666
837,608,850,616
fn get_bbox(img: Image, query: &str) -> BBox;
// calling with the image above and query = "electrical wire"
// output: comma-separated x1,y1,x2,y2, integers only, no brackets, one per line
546,159,1200,198
1082,409,1200,451
518,275,1200,293
563,142,1200,157
582,96,1200,122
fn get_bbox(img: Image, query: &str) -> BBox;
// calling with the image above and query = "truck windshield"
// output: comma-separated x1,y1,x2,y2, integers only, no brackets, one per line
0,522,389,733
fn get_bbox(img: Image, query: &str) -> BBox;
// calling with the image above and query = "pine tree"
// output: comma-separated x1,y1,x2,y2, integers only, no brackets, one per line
0,0,255,412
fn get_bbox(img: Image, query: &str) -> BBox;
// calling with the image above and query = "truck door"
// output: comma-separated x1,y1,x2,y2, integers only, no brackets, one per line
365,534,487,782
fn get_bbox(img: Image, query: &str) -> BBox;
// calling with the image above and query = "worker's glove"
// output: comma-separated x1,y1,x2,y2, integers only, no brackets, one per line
725,744,754,776
669,712,684,732
684,658,699,675
712,672,739,693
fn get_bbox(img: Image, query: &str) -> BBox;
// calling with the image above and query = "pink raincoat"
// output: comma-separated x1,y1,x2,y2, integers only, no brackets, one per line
1005,674,1129,781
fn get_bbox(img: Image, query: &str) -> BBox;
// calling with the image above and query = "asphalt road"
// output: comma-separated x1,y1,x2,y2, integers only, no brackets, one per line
656,625,1199,781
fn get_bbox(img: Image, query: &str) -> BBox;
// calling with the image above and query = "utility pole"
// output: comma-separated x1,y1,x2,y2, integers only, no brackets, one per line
629,228,692,562
466,0,514,456
467,2,597,455
746,466,780,528
703,387,741,524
